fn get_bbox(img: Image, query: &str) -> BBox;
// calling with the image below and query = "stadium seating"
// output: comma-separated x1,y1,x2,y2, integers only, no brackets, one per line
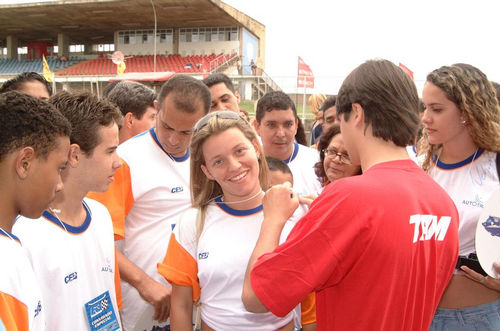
53,53,236,76
0,56,82,75
0,53,237,77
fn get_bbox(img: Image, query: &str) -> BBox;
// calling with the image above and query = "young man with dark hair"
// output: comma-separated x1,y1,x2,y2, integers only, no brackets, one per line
254,91,322,197
89,74,211,330
107,80,158,143
243,59,460,330
0,72,52,101
202,73,240,112
13,90,123,330
0,91,71,330
320,95,338,132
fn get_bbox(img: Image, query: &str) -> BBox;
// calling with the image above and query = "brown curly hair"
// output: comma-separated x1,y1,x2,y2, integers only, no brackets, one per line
418,63,500,171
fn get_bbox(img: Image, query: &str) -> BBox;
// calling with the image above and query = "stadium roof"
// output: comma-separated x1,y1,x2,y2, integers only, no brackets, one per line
0,0,265,47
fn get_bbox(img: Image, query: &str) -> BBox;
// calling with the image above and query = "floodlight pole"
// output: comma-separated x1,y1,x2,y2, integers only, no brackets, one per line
151,0,157,72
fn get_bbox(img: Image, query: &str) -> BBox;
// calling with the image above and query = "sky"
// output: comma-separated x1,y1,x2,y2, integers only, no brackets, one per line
224,0,500,94
2,0,499,94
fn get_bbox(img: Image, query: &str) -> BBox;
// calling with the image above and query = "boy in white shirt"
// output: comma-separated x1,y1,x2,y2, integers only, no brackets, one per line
13,91,123,331
0,91,71,330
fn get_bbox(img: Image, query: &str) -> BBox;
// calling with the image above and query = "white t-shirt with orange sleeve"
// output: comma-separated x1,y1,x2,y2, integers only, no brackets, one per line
0,231,45,331
159,198,300,331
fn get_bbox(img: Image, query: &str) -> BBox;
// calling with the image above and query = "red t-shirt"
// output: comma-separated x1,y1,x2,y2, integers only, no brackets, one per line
251,160,459,331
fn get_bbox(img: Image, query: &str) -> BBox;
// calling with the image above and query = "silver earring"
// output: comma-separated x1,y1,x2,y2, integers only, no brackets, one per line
461,119,466,125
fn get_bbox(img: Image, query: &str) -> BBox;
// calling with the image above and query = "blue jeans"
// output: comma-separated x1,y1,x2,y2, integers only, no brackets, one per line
430,299,500,331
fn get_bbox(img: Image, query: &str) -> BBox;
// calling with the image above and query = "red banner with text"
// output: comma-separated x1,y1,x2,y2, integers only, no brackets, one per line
297,56,314,88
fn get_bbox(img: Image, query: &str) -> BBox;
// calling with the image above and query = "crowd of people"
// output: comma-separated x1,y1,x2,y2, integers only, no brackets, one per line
0,59,499,331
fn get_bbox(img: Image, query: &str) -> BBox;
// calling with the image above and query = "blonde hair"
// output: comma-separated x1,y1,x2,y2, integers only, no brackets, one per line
189,113,269,239
308,93,326,116
418,63,500,171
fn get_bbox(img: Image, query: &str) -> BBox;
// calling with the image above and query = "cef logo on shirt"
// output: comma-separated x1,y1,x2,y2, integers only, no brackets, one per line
171,186,184,193
64,272,78,284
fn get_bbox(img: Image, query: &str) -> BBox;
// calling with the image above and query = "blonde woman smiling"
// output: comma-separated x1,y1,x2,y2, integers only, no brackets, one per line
159,111,298,331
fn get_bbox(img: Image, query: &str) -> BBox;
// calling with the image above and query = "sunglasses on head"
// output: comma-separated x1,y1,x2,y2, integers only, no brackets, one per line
194,110,244,133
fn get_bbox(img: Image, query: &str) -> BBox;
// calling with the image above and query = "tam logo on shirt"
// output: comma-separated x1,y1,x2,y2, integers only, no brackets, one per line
409,214,452,243
198,252,209,259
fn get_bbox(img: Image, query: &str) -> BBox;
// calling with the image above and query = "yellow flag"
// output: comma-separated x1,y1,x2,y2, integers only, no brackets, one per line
117,61,126,75
42,55,54,82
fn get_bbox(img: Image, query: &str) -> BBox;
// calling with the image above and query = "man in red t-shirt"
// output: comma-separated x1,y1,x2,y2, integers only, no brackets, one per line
242,59,460,330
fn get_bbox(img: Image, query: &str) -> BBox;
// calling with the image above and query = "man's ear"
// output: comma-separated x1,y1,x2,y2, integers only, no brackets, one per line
15,146,36,179
124,112,134,129
351,103,365,128
235,91,241,104
153,100,159,112
253,119,261,135
68,144,82,167
201,164,215,180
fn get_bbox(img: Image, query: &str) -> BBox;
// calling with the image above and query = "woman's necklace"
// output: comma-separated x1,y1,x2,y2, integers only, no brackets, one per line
220,189,264,205
435,147,479,177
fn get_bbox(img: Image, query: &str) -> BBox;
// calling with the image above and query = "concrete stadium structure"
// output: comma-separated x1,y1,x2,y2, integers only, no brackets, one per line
0,0,281,98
